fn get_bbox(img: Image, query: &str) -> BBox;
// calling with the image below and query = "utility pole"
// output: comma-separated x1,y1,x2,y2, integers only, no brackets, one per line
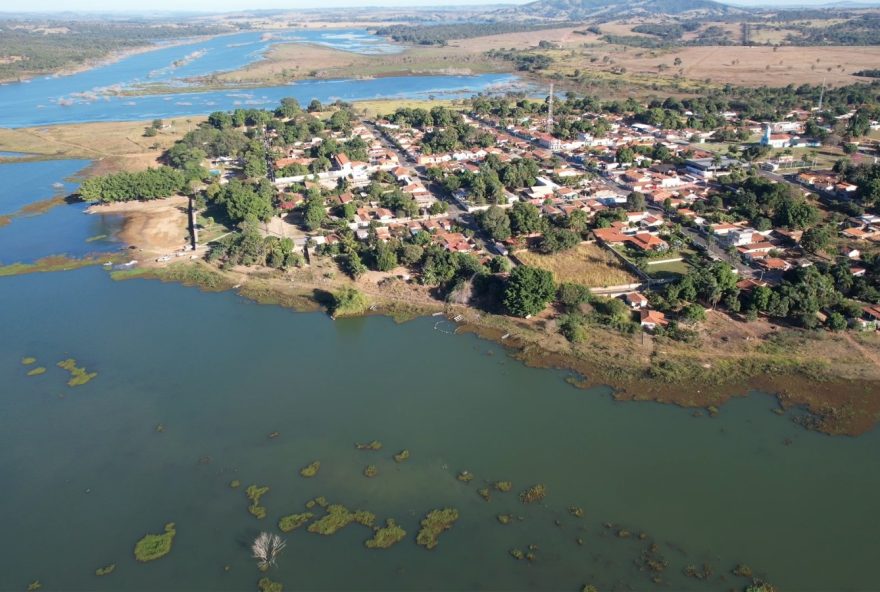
818,77,826,112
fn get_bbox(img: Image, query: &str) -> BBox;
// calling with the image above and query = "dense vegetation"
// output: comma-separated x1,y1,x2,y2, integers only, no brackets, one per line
0,20,231,80
79,167,188,203
374,22,574,46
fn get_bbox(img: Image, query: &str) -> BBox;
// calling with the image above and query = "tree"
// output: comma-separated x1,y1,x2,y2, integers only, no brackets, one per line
479,205,511,241
252,533,286,570
680,303,707,324
827,312,847,331
800,224,833,254
375,242,399,272
626,191,646,212
303,195,326,231
509,201,543,235
538,228,579,253
503,265,555,317
558,282,591,310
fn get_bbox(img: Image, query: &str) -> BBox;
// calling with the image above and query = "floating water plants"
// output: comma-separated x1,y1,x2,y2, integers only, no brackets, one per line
477,488,491,501
497,514,513,525
278,513,313,533
519,484,546,504
26,582,41,591
415,508,459,550
26,367,46,376
364,519,406,549
257,577,282,592
494,481,512,492
307,504,375,535
733,565,754,578
229,480,241,489
355,440,382,451
305,496,328,510
299,461,320,478
56,358,97,387
94,564,115,576
457,471,473,483
363,465,378,478
133,523,176,562
393,449,410,463
569,506,585,518
21,357,37,366
246,485,269,519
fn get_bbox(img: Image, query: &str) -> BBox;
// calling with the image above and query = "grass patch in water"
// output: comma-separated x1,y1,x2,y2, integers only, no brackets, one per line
355,440,382,451
257,577,283,592
416,508,459,550
278,512,313,533
229,480,241,488
363,465,378,478
21,357,37,365
27,367,47,376
94,564,115,576
364,519,406,549
457,471,474,483
393,449,410,462
26,582,41,591
307,504,375,535
494,481,512,492
246,485,269,519
497,514,514,525
519,484,546,504
569,506,585,518
57,358,97,387
478,488,491,501
0,255,106,277
85,234,109,243
330,287,370,318
133,522,175,562
299,461,320,478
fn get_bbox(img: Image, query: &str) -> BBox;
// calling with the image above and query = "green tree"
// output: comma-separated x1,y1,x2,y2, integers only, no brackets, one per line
479,205,512,241
503,265,556,317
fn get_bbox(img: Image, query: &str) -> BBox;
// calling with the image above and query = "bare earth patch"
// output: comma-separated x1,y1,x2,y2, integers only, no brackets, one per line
88,196,190,254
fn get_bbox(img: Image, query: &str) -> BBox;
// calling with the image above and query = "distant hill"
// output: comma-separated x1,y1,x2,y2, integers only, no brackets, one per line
495,0,745,20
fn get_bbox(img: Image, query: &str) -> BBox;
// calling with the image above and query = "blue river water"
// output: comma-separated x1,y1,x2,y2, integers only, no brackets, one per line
0,28,521,127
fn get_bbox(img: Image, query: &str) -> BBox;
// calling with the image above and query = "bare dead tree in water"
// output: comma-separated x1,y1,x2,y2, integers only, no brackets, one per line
252,532,286,570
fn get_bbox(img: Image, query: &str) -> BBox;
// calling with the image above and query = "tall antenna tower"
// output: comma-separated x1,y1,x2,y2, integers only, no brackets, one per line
547,83,554,135
818,77,826,112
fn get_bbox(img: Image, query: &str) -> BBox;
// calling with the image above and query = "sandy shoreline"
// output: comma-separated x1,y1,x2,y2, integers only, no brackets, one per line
87,196,190,254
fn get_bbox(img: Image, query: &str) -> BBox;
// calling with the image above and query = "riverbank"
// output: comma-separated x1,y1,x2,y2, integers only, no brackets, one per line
104,248,880,437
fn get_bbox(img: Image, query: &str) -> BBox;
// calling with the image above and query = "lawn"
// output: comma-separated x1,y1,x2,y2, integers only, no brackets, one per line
515,243,638,288
646,258,691,280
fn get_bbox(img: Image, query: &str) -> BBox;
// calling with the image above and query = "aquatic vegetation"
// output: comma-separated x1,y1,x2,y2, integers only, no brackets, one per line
639,543,668,575
457,471,474,483
307,504,375,535
477,487,491,501
509,548,524,560
229,480,241,488
415,508,459,550
364,519,406,549
299,461,320,478
617,529,631,538
21,357,36,365
393,449,410,462
27,582,41,591
0,255,108,278
733,564,754,578
494,481,512,492
252,532,286,570
363,465,379,478
56,358,97,387
94,564,115,576
305,496,328,510
133,522,176,562
268,431,280,439
707,405,719,417
683,564,713,580
496,514,513,525
26,367,47,376
257,577,282,592
355,440,382,451
519,484,546,504
155,424,165,433
745,581,776,592
278,513,313,533
330,287,370,318
568,506,584,518
581,586,598,592
246,485,269,519
510,545,538,562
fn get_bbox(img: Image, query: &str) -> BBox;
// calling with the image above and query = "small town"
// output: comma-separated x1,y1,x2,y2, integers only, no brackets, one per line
84,89,880,340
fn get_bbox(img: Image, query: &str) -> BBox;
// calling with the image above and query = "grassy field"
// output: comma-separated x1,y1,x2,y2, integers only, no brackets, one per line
646,258,691,280
0,118,205,173
515,243,638,288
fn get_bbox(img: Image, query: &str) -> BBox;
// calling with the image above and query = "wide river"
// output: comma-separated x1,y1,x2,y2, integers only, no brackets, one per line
0,28,521,127
0,30,878,592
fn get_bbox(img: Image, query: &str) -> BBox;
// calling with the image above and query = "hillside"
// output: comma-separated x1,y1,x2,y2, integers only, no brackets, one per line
496,0,744,21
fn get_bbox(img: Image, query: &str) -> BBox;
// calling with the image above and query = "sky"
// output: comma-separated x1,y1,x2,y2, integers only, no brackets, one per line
4,0,871,13
6,0,529,12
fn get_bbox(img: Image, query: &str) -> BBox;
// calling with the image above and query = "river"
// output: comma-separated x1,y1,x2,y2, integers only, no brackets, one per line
0,28,522,127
